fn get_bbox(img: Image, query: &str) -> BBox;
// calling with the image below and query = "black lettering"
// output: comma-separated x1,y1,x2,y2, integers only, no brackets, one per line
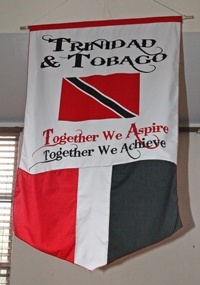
90,57,106,66
111,39,126,49
126,39,140,49
107,56,119,66
41,56,60,68
135,55,151,64
70,41,84,52
42,35,71,52
142,39,156,48
68,53,90,68
152,53,167,62
98,145,110,154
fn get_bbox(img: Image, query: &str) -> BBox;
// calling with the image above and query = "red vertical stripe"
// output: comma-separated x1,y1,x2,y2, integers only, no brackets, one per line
13,168,78,263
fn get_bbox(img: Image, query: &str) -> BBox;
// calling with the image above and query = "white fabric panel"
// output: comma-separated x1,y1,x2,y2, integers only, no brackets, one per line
20,19,181,174
74,166,112,270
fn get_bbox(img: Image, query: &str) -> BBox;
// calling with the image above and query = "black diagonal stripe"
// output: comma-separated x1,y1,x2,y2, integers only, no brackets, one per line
67,77,135,119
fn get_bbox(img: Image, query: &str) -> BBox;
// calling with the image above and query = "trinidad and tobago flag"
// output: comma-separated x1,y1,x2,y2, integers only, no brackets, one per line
13,17,182,270
58,73,140,121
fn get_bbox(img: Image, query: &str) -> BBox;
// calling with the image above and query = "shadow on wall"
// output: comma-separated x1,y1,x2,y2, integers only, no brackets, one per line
176,34,194,236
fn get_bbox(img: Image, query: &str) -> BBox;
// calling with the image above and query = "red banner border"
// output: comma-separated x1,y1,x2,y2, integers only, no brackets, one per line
30,16,182,31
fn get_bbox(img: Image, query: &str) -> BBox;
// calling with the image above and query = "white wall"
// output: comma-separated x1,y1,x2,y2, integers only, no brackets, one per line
10,132,200,285
0,0,199,33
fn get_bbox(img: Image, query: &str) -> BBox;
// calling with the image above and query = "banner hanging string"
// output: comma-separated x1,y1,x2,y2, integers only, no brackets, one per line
20,0,194,30
153,0,194,20
20,0,71,30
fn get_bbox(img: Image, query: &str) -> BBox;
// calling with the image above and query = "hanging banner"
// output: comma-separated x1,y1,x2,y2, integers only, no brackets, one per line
14,16,182,270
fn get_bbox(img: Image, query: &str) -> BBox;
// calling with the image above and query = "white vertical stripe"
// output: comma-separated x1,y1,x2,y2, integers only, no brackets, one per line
75,166,112,271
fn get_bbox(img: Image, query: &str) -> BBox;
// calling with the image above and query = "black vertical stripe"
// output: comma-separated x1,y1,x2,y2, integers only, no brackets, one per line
107,160,182,264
